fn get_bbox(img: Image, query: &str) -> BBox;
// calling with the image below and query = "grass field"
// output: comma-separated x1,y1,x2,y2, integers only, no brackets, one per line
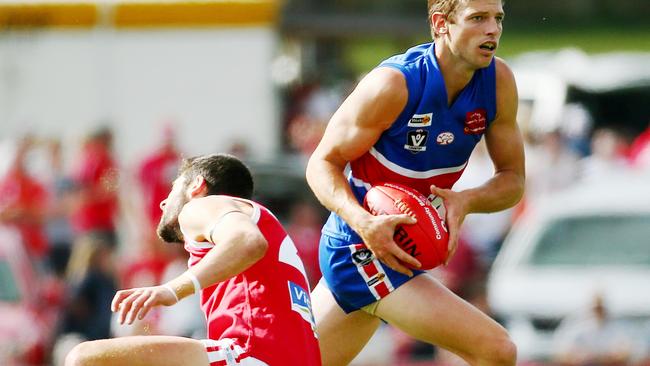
342,27,650,74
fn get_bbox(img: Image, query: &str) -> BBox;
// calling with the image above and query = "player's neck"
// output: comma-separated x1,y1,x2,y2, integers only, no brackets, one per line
435,44,476,106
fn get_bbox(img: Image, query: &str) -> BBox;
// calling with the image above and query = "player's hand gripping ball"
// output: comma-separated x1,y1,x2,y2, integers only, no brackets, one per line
363,182,449,270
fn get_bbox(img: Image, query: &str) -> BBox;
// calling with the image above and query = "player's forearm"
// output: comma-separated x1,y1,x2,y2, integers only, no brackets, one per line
306,156,371,231
461,169,525,214
164,233,267,301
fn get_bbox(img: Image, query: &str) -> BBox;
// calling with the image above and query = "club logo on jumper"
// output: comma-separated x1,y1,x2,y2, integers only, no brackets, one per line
366,273,385,287
464,109,487,135
436,132,455,145
408,113,433,127
404,129,429,153
352,248,374,266
288,281,316,328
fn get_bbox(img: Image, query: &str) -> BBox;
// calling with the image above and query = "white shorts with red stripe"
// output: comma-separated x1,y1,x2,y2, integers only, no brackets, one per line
319,234,425,313
200,339,268,366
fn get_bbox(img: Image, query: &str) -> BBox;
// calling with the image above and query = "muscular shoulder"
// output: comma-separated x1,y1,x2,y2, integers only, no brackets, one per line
179,195,256,242
493,57,518,118
363,67,408,102
352,67,408,130
182,195,235,211
179,196,240,226
494,57,517,95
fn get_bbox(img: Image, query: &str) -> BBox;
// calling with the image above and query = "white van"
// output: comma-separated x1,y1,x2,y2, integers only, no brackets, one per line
487,172,650,361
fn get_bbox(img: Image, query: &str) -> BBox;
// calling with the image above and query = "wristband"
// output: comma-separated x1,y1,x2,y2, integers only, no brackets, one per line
186,272,202,295
162,284,179,302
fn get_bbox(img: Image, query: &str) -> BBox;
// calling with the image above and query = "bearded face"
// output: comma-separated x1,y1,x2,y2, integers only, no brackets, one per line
156,177,189,243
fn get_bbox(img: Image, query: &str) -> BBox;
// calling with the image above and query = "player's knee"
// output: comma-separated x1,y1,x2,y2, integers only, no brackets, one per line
64,342,93,366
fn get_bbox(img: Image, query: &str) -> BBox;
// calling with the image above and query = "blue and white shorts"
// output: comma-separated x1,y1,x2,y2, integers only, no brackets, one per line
319,234,424,313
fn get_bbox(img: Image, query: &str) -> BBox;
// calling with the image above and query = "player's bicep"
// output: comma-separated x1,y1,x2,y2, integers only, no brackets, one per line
312,67,408,165
485,59,525,176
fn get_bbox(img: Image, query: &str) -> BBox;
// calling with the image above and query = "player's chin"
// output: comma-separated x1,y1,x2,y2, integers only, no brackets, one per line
475,54,495,68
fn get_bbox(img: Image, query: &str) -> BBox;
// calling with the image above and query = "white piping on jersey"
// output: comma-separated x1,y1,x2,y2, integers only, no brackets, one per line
348,173,372,190
181,227,214,250
368,147,468,179
186,239,214,250
229,197,261,224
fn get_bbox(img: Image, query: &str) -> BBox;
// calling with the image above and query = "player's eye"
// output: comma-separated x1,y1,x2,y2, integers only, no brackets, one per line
471,15,483,21
496,15,504,23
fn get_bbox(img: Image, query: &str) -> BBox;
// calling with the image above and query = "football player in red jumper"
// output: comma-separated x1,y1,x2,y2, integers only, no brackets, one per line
66,154,321,366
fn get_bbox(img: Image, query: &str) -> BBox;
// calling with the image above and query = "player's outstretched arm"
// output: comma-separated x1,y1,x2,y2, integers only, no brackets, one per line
112,195,268,325
430,58,525,262
306,67,420,276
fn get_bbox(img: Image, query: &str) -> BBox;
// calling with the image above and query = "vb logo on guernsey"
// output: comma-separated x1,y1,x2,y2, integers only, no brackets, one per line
288,281,316,331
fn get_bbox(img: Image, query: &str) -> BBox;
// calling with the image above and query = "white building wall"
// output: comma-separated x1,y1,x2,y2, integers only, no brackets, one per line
0,26,279,163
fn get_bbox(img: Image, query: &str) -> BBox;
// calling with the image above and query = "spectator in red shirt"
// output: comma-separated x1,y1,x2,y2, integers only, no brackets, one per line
70,127,119,246
137,126,181,229
0,135,49,261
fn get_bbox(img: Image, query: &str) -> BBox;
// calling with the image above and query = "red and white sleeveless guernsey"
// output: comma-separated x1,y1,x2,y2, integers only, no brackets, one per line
183,197,321,366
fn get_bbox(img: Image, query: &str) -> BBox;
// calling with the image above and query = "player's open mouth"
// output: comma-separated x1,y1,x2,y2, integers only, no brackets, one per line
479,42,497,51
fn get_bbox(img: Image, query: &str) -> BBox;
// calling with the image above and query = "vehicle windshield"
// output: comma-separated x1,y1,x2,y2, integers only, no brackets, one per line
527,214,650,266
0,259,20,302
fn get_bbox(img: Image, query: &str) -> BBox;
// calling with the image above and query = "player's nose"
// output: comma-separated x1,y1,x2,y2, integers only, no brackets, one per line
159,199,167,210
486,17,501,35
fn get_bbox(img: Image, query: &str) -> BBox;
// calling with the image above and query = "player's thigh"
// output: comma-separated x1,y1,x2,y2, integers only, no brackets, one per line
66,335,210,366
374,274,512,361
312,281,382,366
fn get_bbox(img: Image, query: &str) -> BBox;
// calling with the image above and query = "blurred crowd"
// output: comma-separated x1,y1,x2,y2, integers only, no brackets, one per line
1,79,649,365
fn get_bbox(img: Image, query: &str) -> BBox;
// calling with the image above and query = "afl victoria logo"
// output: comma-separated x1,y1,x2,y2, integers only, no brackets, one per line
436,132,454,145
404,129,429,153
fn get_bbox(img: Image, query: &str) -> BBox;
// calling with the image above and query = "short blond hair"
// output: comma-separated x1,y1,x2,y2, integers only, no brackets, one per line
427,0,467,20
427,0,505,38
427,0,468,37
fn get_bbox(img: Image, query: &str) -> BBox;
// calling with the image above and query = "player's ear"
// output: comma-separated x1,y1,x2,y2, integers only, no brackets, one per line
188,175,208,198
431,12,448,36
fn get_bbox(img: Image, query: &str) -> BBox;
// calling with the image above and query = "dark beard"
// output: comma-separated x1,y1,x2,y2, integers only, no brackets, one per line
156,183,189,244
157,219,184,243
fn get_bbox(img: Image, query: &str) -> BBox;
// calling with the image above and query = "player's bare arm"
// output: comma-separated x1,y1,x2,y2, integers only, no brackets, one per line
306,67,421,276
430,57,525,262
112,195,268,325
177,195,268,287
